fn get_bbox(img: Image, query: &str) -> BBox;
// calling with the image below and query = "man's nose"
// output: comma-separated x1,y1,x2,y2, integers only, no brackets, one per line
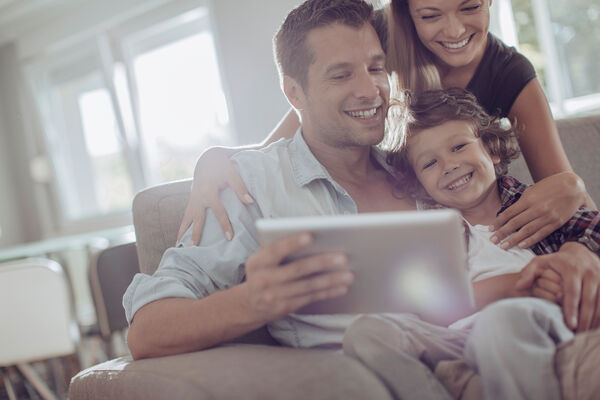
354,69,380,99
444,15,467,39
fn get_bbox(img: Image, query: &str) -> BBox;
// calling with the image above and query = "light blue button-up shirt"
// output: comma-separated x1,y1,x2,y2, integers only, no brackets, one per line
124,131,393,349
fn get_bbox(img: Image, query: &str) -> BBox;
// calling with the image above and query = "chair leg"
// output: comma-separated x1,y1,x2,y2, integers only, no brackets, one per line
1,368,18,400
16,363,58,400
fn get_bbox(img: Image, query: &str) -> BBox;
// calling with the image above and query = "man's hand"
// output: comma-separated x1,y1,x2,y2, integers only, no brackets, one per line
516,242,600,332
243,232,354,324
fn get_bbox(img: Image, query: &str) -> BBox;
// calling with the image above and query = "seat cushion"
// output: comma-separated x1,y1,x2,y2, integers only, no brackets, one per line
69,345,393,400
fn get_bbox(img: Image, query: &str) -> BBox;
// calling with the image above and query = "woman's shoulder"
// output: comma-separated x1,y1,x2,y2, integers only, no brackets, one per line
468,34,537,116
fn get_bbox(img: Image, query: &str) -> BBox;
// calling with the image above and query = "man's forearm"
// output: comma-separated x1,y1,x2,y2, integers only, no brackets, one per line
127,284,263,359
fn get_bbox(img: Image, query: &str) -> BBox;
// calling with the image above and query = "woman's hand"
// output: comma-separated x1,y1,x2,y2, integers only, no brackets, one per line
177,147,254,245
489,172,586,250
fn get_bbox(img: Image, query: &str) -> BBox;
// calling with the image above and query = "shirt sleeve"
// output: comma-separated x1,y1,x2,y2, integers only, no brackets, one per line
546,208,600,256
123,187,262,324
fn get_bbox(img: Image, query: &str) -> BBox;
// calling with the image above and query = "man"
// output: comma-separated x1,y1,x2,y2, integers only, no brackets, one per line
125,0,416,359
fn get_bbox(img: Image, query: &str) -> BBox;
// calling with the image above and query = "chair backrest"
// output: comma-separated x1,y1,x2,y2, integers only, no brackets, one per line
509,114,600,204
89,242,140,338
0,258,78,366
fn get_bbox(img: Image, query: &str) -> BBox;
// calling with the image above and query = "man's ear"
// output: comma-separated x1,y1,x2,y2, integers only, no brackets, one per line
283,75,306,110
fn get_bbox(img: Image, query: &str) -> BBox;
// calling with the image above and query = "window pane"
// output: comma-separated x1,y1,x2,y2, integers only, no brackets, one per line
78,89,134,214
134,32,232,183
511,0,548,90
547,0,600,98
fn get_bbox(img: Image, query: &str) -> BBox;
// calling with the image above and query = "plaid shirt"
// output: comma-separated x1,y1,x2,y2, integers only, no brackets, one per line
496,176,600,256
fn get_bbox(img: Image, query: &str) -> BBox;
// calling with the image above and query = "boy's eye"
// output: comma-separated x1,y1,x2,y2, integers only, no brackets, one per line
369,66,385,73
423,159,437,169
452,143,467,152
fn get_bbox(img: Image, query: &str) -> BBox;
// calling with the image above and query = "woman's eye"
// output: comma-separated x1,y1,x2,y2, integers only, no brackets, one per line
462,4,481,12
421,14,440,20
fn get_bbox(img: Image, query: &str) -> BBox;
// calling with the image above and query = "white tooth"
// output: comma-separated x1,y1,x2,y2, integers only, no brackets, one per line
348,108,377,118
443,37,469,49
448,174,471,190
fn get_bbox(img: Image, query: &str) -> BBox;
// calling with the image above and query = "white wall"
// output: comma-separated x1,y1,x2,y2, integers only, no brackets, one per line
0,0,300,247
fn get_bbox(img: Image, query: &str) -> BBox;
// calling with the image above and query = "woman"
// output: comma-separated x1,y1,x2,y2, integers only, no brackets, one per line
177,0,595,247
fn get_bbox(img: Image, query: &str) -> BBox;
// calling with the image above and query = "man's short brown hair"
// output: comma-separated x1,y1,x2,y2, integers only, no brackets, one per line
273,0,374,89
387,88,521,202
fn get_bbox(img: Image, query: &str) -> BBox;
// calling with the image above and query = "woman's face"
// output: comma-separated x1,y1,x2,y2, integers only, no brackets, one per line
408,0,491,70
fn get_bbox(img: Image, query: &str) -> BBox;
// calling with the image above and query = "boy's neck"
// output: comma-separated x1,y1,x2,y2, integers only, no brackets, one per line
458,186,503,227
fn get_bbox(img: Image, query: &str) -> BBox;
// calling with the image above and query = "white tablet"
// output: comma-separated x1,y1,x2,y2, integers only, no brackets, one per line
256,209,474,317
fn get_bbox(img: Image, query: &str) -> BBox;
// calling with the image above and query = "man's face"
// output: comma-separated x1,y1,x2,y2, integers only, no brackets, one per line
291,22,390,148
407,119,500,212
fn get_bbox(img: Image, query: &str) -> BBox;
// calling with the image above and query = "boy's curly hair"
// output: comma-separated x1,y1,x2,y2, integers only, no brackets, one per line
386,88,521,203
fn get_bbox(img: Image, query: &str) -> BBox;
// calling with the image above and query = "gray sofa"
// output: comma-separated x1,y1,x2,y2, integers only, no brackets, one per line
69,114,600,400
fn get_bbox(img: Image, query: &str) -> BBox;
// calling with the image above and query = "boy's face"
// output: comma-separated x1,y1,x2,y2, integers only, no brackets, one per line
407,119,500,211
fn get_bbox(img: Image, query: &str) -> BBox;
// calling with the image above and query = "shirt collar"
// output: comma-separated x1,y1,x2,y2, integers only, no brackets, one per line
288,129,392,188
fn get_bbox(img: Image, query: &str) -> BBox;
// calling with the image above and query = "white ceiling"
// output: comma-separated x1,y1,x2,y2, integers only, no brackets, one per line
0,0,83,46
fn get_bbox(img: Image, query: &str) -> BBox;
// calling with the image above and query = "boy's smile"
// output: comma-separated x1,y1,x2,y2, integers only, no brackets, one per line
407,119,502,223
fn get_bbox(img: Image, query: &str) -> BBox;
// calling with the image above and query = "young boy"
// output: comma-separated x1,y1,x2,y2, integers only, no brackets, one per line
343,88,600,400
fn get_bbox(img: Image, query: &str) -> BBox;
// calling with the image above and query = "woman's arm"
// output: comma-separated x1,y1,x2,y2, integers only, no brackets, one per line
490,78,597,249
177,109,300,245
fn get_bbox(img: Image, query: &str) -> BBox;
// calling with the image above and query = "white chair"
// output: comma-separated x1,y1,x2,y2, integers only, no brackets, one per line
0,258,79,400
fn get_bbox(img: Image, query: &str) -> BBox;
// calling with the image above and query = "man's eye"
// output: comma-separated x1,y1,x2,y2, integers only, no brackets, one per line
332,74,349,80
423,160,436,169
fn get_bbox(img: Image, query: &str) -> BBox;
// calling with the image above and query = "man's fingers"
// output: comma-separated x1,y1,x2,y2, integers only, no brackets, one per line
278,253,349,283
562,273,581,330
274,268,354,300
576,276,599,332
285,285,350,313
228,174,254,205
251,233,314,269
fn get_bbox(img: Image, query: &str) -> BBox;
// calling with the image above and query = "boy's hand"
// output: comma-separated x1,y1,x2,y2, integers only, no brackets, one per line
516,242,600,332
243,232,354,325
530,268,562,303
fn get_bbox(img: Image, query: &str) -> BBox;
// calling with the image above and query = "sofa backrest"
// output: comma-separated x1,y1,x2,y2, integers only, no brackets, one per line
508,114,600,204
133,179,191,275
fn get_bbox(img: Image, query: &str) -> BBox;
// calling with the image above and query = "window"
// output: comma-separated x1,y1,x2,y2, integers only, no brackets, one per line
27,3,232,231
493,0,600,116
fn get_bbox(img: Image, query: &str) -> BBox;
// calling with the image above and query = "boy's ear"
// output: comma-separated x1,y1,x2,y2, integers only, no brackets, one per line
283,75,306,110
491,154,501,165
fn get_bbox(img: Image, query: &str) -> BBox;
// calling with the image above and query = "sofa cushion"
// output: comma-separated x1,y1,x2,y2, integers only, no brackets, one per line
69,345,393,400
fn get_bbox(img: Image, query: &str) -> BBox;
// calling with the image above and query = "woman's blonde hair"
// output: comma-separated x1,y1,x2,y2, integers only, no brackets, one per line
385,0,441,94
